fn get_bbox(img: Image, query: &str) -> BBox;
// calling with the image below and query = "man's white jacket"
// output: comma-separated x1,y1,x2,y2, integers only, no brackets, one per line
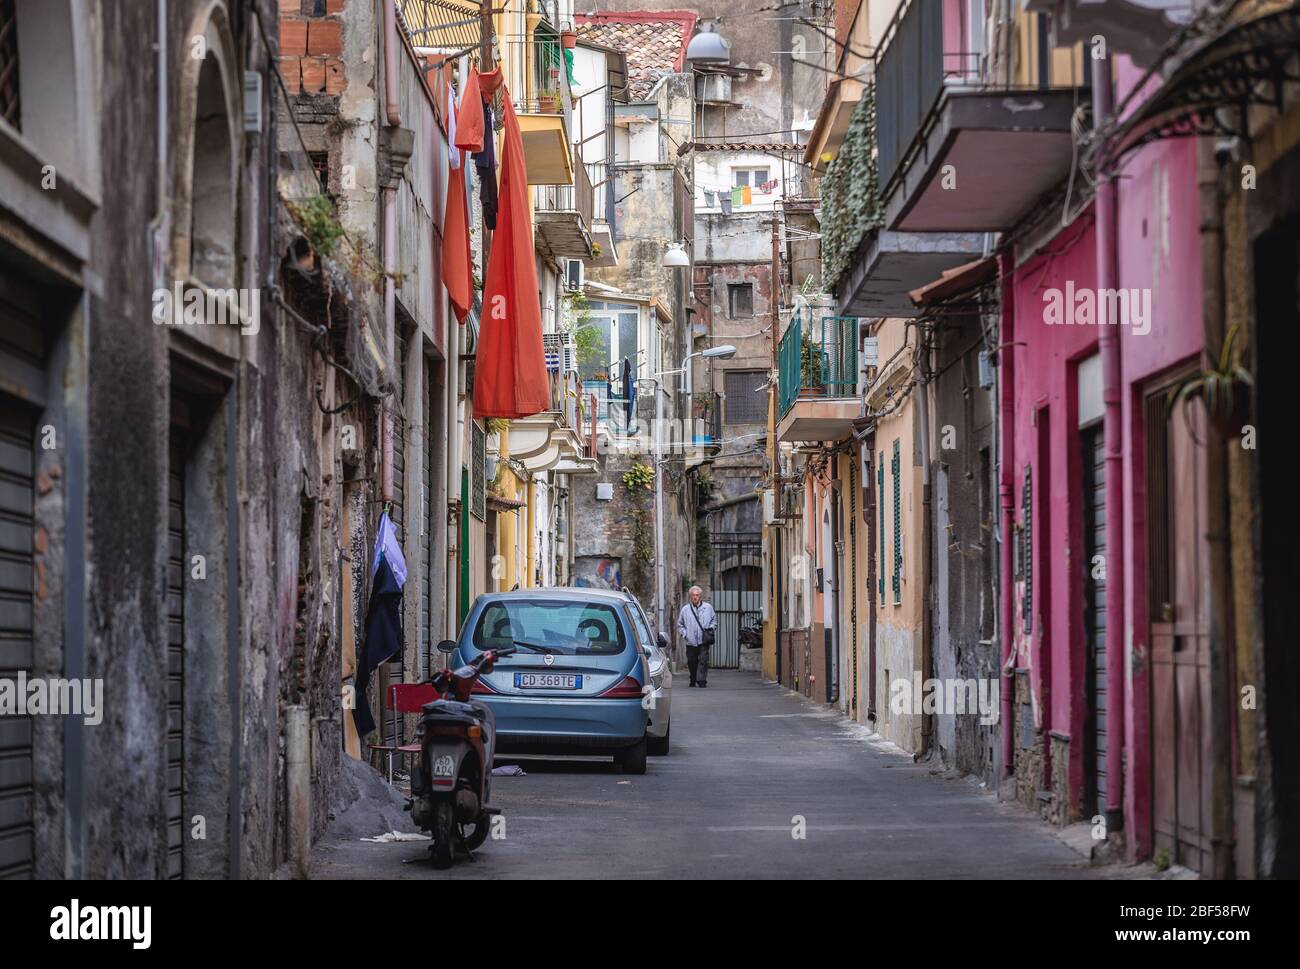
677,600,717,647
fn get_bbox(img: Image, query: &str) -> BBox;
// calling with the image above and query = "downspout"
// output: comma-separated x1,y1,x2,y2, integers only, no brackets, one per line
915,327,933,756
998,251,1015,777
447,317,462,638
1200,137,1235,877
1093,54,1125,834
381,2,401,501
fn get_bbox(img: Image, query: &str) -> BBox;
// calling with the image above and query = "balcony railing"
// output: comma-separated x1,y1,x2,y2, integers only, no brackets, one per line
778,311,860,417
534,159,594,228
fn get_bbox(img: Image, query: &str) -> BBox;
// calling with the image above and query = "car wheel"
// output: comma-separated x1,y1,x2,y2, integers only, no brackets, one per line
648,725,670,756
619,737,648,774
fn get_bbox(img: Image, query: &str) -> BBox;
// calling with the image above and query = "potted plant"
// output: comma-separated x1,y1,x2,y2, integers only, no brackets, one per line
561,22,578,49
799,333,824,395
1167,323,1254,439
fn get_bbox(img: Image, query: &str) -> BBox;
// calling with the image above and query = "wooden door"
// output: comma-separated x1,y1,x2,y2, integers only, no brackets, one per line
1150,395,1213,872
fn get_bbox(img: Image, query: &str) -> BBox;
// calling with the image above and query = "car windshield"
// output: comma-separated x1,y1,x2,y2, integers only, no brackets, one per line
472,599,629,656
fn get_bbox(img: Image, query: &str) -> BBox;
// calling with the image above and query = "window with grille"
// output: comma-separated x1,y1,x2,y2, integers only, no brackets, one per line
470,422,486,521
733,168,769,188
724,369,766,424
0,0,19,130
891,438,901,602
728,283,754,319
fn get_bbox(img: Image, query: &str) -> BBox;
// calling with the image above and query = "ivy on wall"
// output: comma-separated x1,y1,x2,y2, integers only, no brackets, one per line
821,84,884,289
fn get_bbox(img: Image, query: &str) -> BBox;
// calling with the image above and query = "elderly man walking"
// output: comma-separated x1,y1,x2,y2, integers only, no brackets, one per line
677,585,717,688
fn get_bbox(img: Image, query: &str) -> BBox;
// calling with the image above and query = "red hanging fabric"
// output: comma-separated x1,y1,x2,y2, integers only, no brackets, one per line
441,77,473,324
472,93,548,419
455,66,484,154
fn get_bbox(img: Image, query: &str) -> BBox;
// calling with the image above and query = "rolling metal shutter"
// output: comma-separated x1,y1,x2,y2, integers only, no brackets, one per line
0,395,34,878
166,415,188,879
1082,425,1107,816
891,439,901,601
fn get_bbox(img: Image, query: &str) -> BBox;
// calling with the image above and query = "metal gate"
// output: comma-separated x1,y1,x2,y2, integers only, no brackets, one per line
708,532,763,669
165,413,188,879
0,394,34,878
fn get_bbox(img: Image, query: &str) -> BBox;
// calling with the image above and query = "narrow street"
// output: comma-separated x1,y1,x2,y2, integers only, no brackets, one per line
311,672,1095,880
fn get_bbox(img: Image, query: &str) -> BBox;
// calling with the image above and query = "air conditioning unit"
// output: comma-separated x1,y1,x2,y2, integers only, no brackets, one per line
694,73,731,103
565,258,584,292
543,332,577,374
762,489,777,525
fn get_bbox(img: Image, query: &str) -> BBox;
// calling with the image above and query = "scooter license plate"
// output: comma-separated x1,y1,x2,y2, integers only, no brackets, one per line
515,672,582,690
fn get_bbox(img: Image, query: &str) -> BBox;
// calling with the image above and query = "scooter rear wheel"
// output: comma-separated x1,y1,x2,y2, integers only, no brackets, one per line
462,814,491,851
430,800,455,869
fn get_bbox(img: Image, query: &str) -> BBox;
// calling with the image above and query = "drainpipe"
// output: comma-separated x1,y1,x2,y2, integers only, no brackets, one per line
914,325,934,756
286,705,310,879
1200,137,1235,878
998,251,1015,777
1093,54,1125,835
446,311,462,638
381,4,401,501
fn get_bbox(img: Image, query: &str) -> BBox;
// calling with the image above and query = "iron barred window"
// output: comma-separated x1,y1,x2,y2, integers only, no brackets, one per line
471,422,486,521
724,369,767,424
0,0,19,130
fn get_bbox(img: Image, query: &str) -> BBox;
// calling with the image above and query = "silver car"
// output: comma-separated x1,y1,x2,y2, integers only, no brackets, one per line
621,591,673,755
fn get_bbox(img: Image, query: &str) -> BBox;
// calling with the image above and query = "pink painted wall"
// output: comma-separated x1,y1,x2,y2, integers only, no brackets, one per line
1007,109,1205,853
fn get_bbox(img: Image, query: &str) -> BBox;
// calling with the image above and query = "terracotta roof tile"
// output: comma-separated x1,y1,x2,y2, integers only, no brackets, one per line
575,12,694,102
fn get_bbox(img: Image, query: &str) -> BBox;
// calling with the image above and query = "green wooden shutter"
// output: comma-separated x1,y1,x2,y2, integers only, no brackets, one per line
891,439,901,601
878,456,885,601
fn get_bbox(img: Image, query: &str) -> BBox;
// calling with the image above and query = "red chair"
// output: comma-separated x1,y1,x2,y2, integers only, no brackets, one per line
367,682,440,785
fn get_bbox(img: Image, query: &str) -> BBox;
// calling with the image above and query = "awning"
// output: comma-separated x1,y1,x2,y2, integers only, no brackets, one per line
909,256,998,308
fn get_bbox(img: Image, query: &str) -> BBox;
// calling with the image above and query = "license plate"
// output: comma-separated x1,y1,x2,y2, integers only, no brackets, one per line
515,672,582,690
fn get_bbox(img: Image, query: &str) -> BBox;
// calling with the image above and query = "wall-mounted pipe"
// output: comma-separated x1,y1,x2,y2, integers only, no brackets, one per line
998,250,1015,776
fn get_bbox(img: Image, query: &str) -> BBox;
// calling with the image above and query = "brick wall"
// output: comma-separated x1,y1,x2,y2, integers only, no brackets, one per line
279,0,346,96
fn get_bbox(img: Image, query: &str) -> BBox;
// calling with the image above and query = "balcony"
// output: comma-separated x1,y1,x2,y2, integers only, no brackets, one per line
510,370,597,475
776,310,861,443
517,100,574,185
534,161,594,260
875,0,1082,234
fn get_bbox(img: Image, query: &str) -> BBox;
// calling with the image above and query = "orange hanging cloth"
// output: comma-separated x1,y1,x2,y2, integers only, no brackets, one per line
472,93,548,419
454,66,485,154
441,76,473,324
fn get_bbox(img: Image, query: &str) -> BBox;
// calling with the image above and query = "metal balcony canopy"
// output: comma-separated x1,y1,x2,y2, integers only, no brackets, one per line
1101,5,1300,164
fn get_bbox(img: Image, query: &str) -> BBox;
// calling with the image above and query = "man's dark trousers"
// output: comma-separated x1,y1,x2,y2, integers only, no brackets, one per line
686,644,711,686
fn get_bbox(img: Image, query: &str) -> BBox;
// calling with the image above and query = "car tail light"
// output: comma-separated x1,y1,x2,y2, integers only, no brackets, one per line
471,678,497,694
598,675,644,699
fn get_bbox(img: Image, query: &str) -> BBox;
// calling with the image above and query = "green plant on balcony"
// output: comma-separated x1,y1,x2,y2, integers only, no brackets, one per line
800,333,824,393
822,84,885,288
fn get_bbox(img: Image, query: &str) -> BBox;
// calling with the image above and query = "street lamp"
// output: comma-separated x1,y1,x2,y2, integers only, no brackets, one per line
683,343,737,396
685,21,730,66
661,242,690,268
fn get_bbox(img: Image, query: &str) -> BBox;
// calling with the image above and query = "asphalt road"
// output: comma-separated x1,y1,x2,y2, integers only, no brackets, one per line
310,670,1101,879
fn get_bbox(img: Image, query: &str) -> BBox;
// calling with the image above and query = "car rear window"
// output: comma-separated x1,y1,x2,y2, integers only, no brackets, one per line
471,599,629,656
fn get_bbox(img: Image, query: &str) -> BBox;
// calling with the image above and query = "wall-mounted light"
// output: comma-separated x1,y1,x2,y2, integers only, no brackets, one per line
662,242,690,268
685,21,730,66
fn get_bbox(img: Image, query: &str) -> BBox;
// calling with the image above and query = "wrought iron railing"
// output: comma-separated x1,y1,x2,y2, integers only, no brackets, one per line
534,159,594,228
777,311,860,418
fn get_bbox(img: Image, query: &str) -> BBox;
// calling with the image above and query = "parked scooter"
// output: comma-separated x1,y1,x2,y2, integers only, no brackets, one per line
407,639,515,868
739,615,763,650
